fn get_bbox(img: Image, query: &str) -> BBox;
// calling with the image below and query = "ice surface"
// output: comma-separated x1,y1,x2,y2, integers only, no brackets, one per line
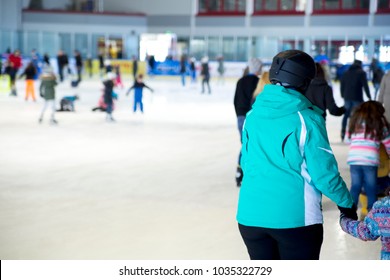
0,74,380,259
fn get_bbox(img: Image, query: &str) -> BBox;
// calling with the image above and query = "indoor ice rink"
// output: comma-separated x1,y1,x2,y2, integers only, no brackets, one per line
0,75,381,260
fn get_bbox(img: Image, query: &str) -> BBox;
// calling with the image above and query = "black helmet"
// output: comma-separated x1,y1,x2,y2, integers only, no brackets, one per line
269,50,316,93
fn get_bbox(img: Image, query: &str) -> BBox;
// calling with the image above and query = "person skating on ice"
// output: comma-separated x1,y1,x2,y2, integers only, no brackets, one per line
103,72,117,122
126,74,153,113
346,101,390,213
39,66,58,124
19,61,37,101
236,50,357,260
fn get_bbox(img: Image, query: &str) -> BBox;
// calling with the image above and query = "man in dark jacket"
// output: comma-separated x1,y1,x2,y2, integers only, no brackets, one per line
340,59,371,141
57,50,69,82
233,57,262,187
74,50,83,83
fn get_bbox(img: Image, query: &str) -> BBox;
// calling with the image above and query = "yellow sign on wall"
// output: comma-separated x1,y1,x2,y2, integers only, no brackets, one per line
0,75,11,94
86,60,147,76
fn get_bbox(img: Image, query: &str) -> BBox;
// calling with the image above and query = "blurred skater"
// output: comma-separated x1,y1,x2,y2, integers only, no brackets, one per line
98,51,105,77
57,95,79,112
126,74,153,113
200,56,211,94
74,50,83,83
114,64,124,89
103,72,117,122
340,59,371,141
370,58,384,100
217,55,225,85
57,50,69,82
180,54,187,86
8,50,22,96
189,57,197,83
39,67,58,124
92,90,118,112
19,61,37,101
132,55,138,81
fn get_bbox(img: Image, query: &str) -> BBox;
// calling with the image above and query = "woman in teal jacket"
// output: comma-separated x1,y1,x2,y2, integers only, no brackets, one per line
236,50,357,260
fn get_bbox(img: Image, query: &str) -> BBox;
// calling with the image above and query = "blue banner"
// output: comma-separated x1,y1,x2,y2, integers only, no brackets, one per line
148,60,189,76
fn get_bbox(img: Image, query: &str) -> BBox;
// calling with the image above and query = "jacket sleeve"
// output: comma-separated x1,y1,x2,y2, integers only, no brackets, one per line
381,132,390,156
304,113,354,208
324,85,345,116
339,200,383,241
339,217,379,241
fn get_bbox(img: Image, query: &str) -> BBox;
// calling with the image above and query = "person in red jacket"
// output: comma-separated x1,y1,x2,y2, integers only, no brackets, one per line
8,50,22,96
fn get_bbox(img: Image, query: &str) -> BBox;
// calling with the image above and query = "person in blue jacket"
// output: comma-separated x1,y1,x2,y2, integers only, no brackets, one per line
57,94,79,112
236,50,358,260
126,74,153,113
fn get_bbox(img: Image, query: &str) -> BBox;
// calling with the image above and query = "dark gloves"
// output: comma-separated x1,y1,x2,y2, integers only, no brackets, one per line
338,204,358,220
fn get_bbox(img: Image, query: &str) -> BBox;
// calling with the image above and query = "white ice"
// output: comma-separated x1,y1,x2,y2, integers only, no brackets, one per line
0,74,380,259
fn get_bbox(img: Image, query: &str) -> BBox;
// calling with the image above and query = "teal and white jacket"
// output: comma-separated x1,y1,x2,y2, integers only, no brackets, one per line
236,84,354,229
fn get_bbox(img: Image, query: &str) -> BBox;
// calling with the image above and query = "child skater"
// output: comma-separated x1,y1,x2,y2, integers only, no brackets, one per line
114,64,124,89
126,74,153,113
347,101,390,213
39,66,58,124
103,72,117,122
339,186,390,260
19,61,37,101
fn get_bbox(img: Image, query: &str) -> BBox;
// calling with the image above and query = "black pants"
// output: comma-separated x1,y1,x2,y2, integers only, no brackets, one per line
238,223,323,260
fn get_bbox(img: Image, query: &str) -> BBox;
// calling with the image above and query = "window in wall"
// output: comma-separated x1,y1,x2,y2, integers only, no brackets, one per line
336,40,367,64
378,0,390,13
254,0,306,14
0,31,12,54
198,0,245,15
190,37,206,60
75,33,88,58
237,37,248,61
313,0,369,14
59,33,72,57
279,39,302,51
177,37,190,59
222,37,235,60
42,32,56,58
208,36,220,60
92,34,105,59
25,31,39,55
107,36,123,59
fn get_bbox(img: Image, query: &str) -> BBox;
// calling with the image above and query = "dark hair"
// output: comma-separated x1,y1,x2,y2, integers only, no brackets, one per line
314,62,325,79
353,59,362,67
348,101,390,141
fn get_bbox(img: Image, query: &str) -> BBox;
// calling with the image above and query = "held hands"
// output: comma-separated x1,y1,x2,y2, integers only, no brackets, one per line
338,204,358,220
